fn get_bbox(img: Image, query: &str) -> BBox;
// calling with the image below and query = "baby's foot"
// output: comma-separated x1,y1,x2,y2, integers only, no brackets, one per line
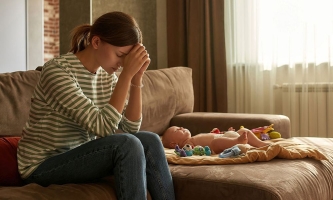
237,132,248,144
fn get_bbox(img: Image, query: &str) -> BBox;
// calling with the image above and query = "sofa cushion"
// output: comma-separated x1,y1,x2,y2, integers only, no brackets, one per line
0,70,40,137
0,137,24,186
169,137,333,200
140,67,194,135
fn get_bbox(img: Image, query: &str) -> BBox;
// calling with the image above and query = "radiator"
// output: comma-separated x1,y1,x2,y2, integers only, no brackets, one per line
280,83,333,138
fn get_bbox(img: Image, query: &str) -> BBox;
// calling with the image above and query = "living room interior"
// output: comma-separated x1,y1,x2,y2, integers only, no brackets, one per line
0,0,333,199
2,0,333,138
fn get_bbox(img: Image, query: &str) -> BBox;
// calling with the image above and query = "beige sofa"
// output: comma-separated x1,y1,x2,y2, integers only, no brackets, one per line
0,67,332,200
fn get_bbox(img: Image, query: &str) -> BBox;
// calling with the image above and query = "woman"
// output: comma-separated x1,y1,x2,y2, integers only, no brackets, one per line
17,11,175,200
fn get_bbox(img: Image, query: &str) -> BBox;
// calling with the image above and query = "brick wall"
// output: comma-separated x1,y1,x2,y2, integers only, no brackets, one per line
44,0,59,62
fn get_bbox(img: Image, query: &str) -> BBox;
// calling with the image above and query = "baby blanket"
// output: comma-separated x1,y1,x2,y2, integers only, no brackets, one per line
165,138,328,165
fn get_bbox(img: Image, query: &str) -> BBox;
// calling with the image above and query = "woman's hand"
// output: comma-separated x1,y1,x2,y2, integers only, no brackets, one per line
121,44,150,79
108,44,149,116
137,57,150,75
131,61,150,87
138,50,150,74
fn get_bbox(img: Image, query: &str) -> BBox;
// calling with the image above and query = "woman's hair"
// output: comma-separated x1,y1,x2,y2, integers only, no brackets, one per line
69,11,142,53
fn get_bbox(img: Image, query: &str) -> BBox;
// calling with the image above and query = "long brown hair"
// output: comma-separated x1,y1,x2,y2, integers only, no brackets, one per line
69,11,142,53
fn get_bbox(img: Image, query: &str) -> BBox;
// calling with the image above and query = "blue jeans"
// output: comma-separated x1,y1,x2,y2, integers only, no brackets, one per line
25,131,175,200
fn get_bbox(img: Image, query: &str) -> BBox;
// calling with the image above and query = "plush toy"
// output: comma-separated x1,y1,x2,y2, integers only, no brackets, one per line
182,144,193,156
192,145,211,156
204,146,211,156
193,145,206,156
174,145,187,157
175,144,211,157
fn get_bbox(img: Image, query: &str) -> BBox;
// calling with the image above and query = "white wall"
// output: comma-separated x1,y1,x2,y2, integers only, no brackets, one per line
0,0,26,73
0,0,44,73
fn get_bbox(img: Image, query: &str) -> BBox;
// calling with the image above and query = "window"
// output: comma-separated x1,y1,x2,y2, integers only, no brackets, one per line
230,0,333,69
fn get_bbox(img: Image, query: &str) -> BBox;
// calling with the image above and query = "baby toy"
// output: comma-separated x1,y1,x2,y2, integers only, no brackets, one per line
204,146,211,156
192,145,206,156
174,145,187,157
247,124,281,141
182,144,193,156
175,145,211,157
269,131,282,139
219,145,242,158
251,124,274,140
260,133,270,140
210,128,221,134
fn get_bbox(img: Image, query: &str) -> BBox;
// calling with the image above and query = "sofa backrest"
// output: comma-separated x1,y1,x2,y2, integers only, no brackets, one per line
141,67,194,135
0,70,41,136
0,67,193,137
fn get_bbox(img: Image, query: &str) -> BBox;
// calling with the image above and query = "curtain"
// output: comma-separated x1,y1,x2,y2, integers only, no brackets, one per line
224,0,333,137
167,0,227,112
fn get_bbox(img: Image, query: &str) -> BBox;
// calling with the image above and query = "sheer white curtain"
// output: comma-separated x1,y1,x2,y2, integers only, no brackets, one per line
224,0,333,137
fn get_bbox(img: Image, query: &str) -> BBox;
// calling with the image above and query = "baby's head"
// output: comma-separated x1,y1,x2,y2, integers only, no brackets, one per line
162,126,191,149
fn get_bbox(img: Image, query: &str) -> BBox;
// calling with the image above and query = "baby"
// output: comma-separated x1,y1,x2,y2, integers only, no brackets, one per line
162,126,271,154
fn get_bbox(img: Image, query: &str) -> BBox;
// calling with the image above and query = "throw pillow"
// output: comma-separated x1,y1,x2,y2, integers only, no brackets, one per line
0,137,24,186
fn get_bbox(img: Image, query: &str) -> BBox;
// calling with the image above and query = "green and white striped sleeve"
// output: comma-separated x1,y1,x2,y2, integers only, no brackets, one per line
40,63,121,137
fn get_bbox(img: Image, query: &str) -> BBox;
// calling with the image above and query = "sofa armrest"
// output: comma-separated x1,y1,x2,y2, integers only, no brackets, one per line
170,112,291,138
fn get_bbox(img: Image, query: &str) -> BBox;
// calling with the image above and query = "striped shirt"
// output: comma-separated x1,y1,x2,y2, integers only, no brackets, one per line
17,53,141,179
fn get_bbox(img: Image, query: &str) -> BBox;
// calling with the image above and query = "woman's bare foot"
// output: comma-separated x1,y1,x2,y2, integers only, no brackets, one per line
237,131,248,144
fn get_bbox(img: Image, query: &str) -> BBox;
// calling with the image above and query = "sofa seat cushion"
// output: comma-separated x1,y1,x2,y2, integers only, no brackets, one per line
0,137,24,186
169,137,333,200
0,176,155,200
0,177,117,200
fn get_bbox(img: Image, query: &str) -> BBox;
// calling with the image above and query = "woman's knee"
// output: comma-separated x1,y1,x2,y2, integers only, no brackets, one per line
134,131,163,151
135,131,160,142
101,133,144,154
120,134,144,151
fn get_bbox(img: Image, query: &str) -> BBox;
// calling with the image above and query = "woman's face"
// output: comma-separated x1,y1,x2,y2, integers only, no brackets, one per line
96,40,133,74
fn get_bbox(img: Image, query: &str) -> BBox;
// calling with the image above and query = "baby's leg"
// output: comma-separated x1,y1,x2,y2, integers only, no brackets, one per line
211,133,248,154
238,129,270,147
